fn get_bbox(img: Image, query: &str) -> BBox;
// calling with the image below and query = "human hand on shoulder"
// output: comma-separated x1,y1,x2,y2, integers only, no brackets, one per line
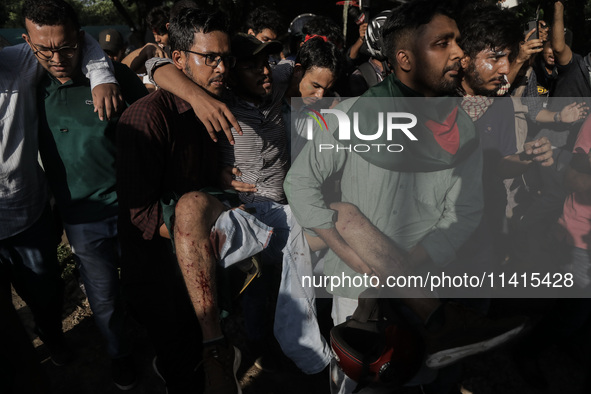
187,87,243,144
92,83,123,121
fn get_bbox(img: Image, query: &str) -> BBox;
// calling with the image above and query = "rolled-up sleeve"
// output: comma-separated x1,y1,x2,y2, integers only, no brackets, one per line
145,57,174,88
284,122,344,232
81,34,117,89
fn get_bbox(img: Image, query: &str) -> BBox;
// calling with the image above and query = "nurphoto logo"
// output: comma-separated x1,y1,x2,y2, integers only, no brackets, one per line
305,108,418,153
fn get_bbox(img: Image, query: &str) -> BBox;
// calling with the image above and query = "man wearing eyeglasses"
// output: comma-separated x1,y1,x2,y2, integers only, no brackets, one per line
141,30,335,378
116,8,245,394
1,0,120,390
21,0,148,390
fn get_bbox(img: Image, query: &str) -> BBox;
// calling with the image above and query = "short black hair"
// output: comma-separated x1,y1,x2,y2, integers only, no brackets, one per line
382,0,458,64
295,36,345,79
22,0,80,32
168,8,229,53
457,4,521,62
170,0,199,21
147,5,170,35
302,16,344,49
244,6,285,37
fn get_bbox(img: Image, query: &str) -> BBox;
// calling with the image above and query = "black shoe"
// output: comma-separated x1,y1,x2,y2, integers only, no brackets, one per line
200,343,242,394
112,356,138,391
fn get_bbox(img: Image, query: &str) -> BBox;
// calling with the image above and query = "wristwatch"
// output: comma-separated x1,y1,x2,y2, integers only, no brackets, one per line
554,112,562,123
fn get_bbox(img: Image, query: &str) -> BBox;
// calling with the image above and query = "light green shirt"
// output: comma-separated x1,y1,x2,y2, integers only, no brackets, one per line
284,85,483,298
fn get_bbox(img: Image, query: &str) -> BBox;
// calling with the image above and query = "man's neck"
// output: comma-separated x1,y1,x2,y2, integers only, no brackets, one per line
460,79,475,96
544,64,554,75
53,67,81,85
235,91,263,106
397,72,434,97
285,78,300,104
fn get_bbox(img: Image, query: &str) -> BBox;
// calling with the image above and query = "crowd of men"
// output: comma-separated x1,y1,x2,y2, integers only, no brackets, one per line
2,0,591,393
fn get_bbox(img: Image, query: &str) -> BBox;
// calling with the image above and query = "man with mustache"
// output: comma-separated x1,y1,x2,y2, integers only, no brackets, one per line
458,4,553,264
285,1,527,392
21,0,148,388
0,0,120,388
220,33,288,204
142,32,341,376
116,9,243,393
533,41,557,96
217,33,336,375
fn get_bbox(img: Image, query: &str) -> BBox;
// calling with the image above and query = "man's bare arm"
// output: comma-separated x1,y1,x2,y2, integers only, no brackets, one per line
313,227,376,276
552,1,573,66
507,29,543,85
122,43,167,74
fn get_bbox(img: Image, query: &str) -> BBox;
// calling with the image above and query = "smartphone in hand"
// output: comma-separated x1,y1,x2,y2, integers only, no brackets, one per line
526,20,539,40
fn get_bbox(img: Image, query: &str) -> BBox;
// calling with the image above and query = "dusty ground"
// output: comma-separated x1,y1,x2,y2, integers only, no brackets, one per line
10,244,591,394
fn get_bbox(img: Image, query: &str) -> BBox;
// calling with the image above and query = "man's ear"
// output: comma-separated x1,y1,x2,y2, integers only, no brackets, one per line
166,22,170,31
461,56,470,70
396,49,412,72
172,50,184,70
247,28,256,36
22,33,31,47
78,29,85,43
293,64,304,81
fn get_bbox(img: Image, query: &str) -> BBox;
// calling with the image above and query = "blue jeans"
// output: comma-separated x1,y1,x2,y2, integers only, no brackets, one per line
0,205,63,341
239,202,332,374
64,216,130,358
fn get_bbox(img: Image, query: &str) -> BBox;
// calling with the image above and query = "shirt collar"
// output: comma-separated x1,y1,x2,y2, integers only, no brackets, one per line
46,69,88,87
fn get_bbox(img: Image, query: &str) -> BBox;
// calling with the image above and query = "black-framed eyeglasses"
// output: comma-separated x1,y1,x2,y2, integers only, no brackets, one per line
183,50,236,68
29,40,79,61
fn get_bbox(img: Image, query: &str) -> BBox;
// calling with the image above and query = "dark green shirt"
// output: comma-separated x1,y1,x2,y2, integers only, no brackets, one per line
38,61,148,224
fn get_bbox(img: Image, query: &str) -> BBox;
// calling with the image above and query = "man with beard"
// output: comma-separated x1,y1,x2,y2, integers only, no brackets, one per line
21,0,148,388
458,4,554,264
285,1,526,393
118,10,335,391
116,9,243,393
534,41,557,96
219,33,289,204
458,4,553,170
139,32,336,376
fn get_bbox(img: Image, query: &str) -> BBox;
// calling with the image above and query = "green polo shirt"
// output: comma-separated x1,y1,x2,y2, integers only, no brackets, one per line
38,61,148,224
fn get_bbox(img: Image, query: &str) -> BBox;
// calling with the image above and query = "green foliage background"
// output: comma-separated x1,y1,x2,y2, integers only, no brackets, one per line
2,0,591,52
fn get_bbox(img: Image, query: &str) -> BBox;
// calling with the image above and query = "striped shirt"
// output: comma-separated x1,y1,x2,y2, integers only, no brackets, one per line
219,62,293,204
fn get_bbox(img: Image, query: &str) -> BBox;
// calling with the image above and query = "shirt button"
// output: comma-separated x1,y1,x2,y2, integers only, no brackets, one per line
60,128,68,133
393,210,398,215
